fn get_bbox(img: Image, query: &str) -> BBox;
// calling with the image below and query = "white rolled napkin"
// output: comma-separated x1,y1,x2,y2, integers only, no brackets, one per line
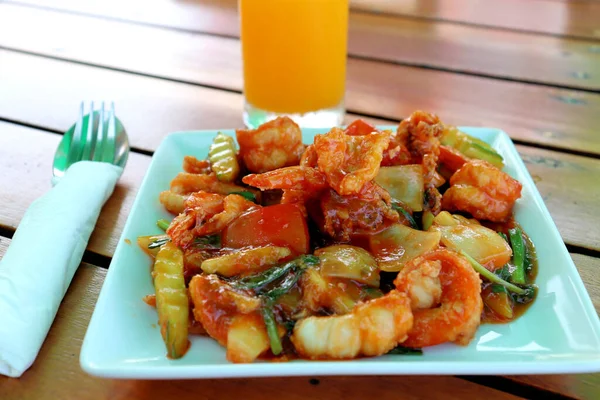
0,161,123,377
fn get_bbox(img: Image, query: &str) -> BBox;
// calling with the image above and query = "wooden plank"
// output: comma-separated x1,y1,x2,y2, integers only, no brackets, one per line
6,0,242,36
1,115,599,256
0,50,383,153
0,50,245,152
345,59,600,156
0,242,523,399
0,238,598,399
12,0,600,41
347,12,600,91
1,33,600,156
573,253,600,314
4,2,600,92
518,145,600,251
350,0,600,40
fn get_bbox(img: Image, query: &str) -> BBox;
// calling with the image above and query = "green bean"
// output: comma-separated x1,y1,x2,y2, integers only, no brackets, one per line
509,228,526,285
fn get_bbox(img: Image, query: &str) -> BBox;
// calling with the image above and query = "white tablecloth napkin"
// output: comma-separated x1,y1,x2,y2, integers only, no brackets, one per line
0,161,122,377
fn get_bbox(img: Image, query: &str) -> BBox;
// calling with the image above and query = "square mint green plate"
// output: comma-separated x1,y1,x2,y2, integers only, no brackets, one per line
80,127,600,378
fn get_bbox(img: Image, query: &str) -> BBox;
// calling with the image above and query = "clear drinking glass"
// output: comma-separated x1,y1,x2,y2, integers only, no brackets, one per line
239,0,349,128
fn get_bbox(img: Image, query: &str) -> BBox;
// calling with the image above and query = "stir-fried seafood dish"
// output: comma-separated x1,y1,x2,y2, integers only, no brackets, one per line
138,111,537,362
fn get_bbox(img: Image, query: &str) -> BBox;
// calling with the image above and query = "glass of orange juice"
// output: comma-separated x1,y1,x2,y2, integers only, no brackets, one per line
240,0,349,128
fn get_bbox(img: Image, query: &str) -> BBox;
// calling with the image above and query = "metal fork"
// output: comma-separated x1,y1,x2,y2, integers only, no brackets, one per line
52,101,129,183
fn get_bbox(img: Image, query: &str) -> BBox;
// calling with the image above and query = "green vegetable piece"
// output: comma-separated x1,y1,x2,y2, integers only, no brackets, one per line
233,255,319,290
495,265,512,282
263,270,304,302
422,210,435,231
153,242,189,359
361,287,384,300
230,191,257,203
260,306,282,356
498,232,508,242
512,285,537,304
508,228,526,285
441,127,504,168
258,255,321,355
194,235,221,249
524,238,534,273
208,132,240,182
157,219,171,231
387,346,423,355
491,284,508,294
375,165,424,211
391,203,418,230
460,250,527,295
148,237,170,249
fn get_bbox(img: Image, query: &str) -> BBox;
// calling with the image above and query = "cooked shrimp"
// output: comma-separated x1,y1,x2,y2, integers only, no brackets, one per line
381,128,411,167
159,190,188,214
399,260,443,310
291,290,413,359
394,249,483,347
193,194,257,237
200,245,291,277
300,144,318,167
166,191,224,248
183,155,212,174
170,172,258,199
320,188,399,241
236,116,305,173
314,127,391,196
280,189,306,205
242,166,328,192
442,160,522,222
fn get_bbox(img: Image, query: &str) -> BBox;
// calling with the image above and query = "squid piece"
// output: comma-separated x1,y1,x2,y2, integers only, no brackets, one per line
200,245,291,277
159,190,188,214
182,155,212,175
291,291,413,359
170,172,260,200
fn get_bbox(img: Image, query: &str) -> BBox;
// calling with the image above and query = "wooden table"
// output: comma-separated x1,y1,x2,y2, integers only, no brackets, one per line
0,0,599,398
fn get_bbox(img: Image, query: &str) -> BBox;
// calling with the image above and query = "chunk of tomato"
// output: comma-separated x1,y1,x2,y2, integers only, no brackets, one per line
222,204,309,255
344,119,379,136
